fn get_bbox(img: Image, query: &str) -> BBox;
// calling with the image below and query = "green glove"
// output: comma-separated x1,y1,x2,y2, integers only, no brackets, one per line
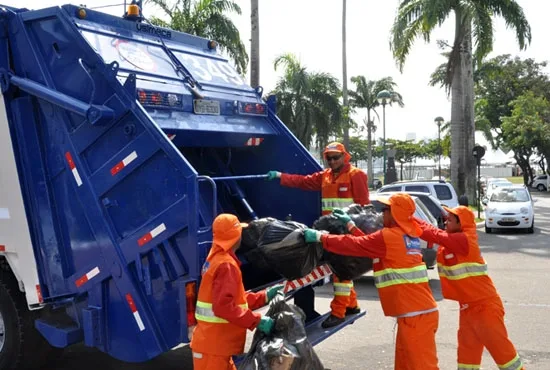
332,208,352,225
304,229,322,243
266,171,281,181
266,284,284,302
257,316,275,335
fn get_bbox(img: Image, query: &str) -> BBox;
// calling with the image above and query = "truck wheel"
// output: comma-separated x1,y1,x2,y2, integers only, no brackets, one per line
0,273,62,369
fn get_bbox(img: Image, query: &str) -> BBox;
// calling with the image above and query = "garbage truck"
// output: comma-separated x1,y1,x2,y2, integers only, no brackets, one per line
0,2,365,368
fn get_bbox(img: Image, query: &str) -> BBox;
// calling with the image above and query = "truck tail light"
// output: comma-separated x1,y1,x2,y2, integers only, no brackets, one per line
237,101,267,116
186,282,197,326
137,89,182,109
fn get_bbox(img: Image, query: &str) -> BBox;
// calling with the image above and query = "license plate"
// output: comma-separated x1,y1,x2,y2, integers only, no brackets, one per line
193,99,220,115
502,218,516,222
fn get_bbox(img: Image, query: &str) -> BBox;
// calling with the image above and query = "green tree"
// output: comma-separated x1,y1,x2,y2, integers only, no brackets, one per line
386,139,424,180
146,0,248,74
346,136,369,166
349,76,403,185
501,92,550,184
271,53,343,149
390,0,531,201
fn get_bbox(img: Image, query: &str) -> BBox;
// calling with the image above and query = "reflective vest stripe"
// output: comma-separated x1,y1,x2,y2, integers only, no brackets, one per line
195,301,248,324
373,265,429,289
437,262,488,280
321,198,354,211
333,282,353,296
498,354,523,370
457,364,481,370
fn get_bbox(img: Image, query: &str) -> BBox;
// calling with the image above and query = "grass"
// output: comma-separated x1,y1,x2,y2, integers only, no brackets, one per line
468,205,485,222
506,176,525,184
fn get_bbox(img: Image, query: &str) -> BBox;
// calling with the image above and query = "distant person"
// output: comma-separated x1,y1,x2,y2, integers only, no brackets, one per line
416,206,524,370
265,142,369,328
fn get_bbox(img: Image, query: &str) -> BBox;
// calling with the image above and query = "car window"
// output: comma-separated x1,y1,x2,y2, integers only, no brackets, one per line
414,199,438,225
404,185,430,193
418,196,442,219
379,186,401,193
538,175,547,180
434,185,453,200
489,188,530,202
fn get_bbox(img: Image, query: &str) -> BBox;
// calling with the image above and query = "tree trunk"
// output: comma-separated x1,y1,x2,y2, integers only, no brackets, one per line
450,10,476,203
400,162,404,180
366,114,374,188
341,0,349,149
250,0,260,87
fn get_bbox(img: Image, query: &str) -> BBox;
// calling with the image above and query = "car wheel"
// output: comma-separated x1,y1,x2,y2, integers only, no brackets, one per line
485,225,492,234
537,184,546,192
527,220,534,234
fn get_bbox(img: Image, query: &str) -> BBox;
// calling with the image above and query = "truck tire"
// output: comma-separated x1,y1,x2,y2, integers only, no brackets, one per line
0,272,62,369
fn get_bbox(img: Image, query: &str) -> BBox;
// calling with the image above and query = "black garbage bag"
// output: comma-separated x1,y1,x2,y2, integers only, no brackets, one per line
241,217,278,254
315,205,383,280
238,294,325,370
245,220,323,280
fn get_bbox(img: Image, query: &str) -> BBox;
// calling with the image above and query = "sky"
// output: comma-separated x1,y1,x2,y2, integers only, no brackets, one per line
4,0,547,164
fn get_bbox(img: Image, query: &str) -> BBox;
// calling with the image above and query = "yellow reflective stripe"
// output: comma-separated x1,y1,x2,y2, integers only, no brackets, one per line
373,265,429,288
457,364,481,370
498,354,523,370
437,262,488,281
322,198,354,211
195,301,248,324
333,282,353,296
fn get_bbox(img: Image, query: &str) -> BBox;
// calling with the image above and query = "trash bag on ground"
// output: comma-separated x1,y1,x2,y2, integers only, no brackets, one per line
314,204,383,280
241,217,278,254
238,293,325,370
245,220,323,280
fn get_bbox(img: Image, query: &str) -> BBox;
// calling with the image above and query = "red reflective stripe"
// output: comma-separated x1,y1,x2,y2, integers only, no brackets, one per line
126,293,146,331
110,151,138,176
65,152,75,169
36,285,43,303
75,267,100,287
245,137,264,146
168,134,176,140
126,293,137,312
137,223,166,246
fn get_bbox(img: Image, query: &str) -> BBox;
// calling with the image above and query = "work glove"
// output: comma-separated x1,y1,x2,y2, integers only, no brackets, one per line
332,208,352,225
266,284,284,302
303,229,323,243
266,171,281,181
257,316,275,335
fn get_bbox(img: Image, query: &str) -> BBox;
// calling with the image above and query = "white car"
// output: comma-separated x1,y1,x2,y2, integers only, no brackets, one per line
483,185,534,234
485,178,513,198
531,174,548,192
377,180,459,208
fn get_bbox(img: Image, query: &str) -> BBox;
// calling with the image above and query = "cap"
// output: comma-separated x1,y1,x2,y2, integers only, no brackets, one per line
378,193,422,237
323,142,351,163
443,206,475,229
212,214,248,251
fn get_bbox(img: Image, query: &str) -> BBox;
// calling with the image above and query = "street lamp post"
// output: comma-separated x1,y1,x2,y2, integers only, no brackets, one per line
434,116,444,181
377,90,391,184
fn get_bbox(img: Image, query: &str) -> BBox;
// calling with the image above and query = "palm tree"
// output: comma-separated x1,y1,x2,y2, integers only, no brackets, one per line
250,0,260,87
349,76,404,186
341,0,350,149
146,0,248,74
390,0,531,202
271,53,343,151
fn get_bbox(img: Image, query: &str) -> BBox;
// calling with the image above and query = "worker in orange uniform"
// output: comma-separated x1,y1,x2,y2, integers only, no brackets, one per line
415,206,524,370
302,193,439,369
266,142,369,328
190,213,284,370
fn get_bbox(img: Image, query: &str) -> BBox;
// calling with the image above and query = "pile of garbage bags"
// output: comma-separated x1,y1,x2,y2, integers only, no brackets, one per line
313,204,383,280
238,294,325,370
240,204,382,281
242,219,323,280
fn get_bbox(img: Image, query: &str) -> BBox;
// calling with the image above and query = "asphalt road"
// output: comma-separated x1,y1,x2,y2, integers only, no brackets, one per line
51,191,550,369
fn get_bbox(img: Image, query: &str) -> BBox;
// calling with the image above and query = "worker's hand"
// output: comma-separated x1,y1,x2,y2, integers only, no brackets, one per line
303,229,322,243
332,208,352,225
257,316,275,335
266,171,281,181
266,284,284,302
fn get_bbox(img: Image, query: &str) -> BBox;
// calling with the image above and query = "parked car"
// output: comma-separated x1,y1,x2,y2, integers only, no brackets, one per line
531,174,548,192
485,178,513,198
377,180,459,208
482,185,535,234
370,194,438,268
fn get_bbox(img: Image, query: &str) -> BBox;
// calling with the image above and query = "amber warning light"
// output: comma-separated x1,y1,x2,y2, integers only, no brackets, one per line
238,102,267,116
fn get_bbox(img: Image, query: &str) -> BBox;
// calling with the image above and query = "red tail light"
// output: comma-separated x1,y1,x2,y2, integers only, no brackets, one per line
238,101,268,116
186,282,197,326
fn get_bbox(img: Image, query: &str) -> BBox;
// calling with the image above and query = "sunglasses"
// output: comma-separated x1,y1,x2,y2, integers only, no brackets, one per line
325,155,343,161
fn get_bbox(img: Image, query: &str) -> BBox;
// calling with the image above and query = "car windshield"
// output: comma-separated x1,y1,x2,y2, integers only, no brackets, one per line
489,188,530,203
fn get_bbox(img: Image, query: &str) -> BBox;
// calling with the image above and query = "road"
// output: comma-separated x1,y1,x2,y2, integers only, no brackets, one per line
51,191,550,369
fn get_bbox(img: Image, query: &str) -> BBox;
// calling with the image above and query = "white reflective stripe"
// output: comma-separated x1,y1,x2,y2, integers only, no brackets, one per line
195,301,248,324
373,258,380,264
445,253,455,259
498,354,523,370
322,198,354,211
193,352,203,359
396,306,438,318
374,265,429,288
437,262,488,280
333,282,353,296
457,364,481,370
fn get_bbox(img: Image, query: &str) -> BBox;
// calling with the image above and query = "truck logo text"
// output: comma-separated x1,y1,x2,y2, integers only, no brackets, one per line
136,23,172,39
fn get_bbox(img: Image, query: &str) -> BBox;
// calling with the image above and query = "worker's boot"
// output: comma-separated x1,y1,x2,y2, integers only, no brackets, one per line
345,306,361,315
321,315,345,328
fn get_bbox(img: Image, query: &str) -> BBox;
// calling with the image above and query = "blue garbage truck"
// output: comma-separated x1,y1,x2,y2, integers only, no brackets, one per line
0,2,365,368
